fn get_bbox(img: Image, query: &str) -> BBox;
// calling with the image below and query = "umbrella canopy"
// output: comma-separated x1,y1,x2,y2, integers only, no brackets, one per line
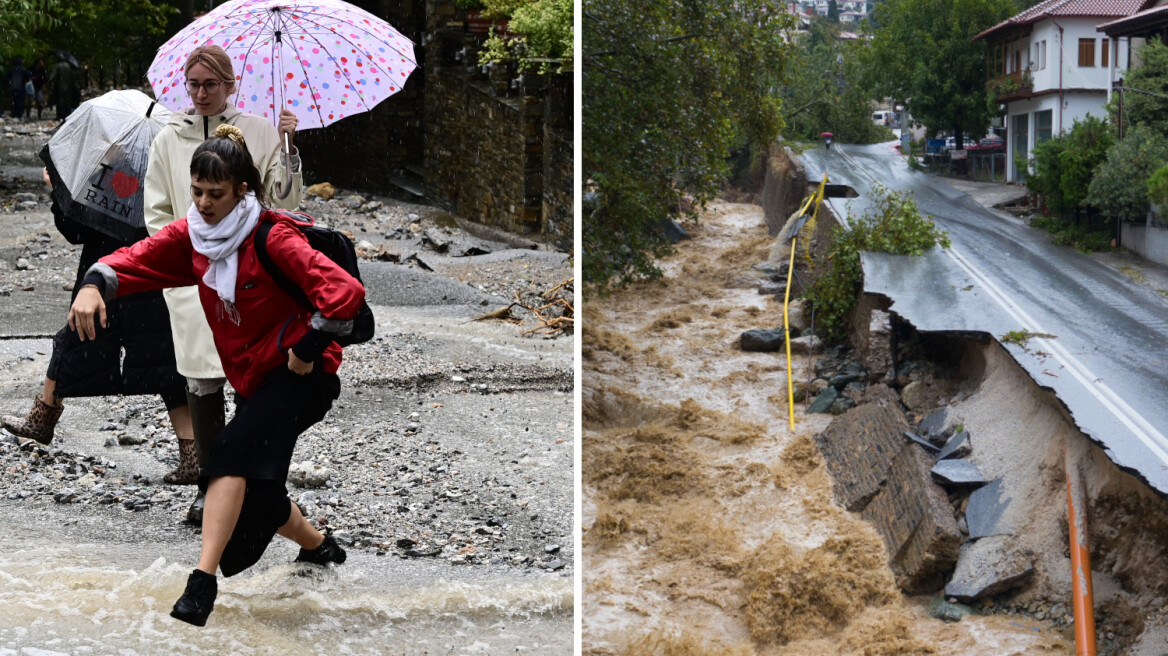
40,89,173,243
50,49,80,69
147,0,417,131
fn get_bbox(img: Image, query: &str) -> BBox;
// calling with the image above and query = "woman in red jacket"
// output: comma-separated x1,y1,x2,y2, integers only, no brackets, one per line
68,124,364,627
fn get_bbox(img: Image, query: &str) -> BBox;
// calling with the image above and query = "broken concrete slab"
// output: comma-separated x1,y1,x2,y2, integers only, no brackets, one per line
815,384,907,509
862,442,964,594
931,459,987,488
807,387,839,414
740,328,785,352
936,431,971,461
966,478,1012,539
918,407,953,439
903,430,942,453
944,535,1034,602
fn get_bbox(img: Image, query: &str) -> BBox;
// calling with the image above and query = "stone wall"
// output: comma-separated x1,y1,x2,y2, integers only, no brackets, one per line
422,0,572,243
296,0,573,246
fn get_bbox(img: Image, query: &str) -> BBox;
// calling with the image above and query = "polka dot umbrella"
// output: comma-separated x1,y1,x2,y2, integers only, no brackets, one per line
147,0,417,131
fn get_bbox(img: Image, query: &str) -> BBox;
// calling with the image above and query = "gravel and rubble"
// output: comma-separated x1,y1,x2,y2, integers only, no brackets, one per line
0,115,574,576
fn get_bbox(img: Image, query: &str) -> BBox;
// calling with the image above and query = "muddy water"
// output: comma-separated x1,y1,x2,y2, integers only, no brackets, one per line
0,507,571,655
582,201,1072,655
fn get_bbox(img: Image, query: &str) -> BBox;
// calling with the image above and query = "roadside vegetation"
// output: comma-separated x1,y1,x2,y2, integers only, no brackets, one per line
806,185,950,342
582,0,794,292
1022,39,1168,247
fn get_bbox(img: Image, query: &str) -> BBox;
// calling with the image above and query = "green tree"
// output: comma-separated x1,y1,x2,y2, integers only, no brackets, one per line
1025,115,1112,215
480,0,573,74
1113,37,1168,136
781,18,890,144
828,0,839,23
0,0,57,56
43,0,175,85
866,0,1014,146
1058,115,1113,210
1091,126,1168,219
583,0,794,290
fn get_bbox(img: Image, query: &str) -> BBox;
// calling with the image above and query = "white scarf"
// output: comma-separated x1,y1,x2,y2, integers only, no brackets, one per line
187,192,261,321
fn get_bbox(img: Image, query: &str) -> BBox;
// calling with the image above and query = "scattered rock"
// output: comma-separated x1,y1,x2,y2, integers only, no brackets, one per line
305,182,336,200
807,387,838,414
928,597,976,623
288,461,333,488
900,380,928,411
788,334,822,355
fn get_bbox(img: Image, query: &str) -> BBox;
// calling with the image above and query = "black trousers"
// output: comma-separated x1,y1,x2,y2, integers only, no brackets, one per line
199,365,340,577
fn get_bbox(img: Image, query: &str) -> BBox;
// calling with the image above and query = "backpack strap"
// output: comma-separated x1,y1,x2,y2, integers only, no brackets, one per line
254,220,313,311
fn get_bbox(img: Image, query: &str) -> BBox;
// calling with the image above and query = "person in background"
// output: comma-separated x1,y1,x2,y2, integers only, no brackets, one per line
2,167,193,485
69,125,360,627
144,44,304,523
30,58,46,120
9,56,31,120
47,53,79,121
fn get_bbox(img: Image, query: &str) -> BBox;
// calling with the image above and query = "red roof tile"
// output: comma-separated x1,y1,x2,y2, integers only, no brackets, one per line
975,0,1146,41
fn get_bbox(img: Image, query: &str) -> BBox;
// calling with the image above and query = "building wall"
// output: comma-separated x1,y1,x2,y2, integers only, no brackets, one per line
1121,217,1168,267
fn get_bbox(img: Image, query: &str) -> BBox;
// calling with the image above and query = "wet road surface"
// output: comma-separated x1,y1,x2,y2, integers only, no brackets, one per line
800,143,1168,496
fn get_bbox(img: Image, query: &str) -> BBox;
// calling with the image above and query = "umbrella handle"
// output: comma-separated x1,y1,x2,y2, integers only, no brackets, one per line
274,132,293,200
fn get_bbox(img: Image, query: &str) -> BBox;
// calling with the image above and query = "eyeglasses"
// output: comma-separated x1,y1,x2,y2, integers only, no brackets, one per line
185,80,224,94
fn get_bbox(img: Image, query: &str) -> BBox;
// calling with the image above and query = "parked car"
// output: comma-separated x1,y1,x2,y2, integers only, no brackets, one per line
968,135,1004,153
873,110,898,126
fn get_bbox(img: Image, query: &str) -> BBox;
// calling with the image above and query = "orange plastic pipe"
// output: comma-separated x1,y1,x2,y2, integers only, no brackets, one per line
1065,447,1097,656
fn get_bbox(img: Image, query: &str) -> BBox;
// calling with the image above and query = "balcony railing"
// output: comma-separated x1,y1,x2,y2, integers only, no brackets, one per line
986,70,1033,103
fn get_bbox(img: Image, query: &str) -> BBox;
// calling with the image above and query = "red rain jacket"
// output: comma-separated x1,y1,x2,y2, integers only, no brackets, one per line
98,210,365,398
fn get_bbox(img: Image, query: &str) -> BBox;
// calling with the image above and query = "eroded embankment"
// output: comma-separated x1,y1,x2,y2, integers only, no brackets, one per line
582,201,1079,656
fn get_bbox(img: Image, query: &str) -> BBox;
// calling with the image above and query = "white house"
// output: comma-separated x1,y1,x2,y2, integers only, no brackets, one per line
974,0,1144,182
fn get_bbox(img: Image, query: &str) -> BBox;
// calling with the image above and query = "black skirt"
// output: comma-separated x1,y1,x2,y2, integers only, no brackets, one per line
199,364,340,577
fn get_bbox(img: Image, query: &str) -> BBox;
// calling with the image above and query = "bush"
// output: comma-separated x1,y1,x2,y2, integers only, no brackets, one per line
479,0,572,74
806,185,950,342
1025,115,1112,215
1030,216,1113,253
1089,125,1168,220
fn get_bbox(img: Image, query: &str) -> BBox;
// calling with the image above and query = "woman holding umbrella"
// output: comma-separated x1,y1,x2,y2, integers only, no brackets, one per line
70,124,360,626
144,44,304,516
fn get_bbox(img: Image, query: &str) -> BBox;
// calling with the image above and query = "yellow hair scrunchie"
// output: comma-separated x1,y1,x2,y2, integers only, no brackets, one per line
213,124,245,147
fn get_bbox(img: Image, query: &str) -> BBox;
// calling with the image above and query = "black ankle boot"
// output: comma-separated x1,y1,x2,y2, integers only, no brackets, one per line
295,534,347,566
170,569,217,626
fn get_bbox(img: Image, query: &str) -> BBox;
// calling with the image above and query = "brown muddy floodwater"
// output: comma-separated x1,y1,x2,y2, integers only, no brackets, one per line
582,201,1073,655
0,507,572,655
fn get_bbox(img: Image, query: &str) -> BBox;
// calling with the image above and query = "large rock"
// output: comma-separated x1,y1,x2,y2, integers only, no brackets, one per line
788,334,822,355
740,328,785,352
807,387,838,414
787,299,809,334
944,535,1034,602
814,384,907,510
900,380,928,411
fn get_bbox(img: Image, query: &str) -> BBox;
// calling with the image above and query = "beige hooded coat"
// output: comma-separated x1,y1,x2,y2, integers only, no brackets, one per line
143,106,303,379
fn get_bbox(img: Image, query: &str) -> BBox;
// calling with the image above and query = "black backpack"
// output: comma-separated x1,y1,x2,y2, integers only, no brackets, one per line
254,212,375,346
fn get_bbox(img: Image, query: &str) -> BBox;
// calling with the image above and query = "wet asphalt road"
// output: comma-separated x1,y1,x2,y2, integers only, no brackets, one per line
800,142,1168,496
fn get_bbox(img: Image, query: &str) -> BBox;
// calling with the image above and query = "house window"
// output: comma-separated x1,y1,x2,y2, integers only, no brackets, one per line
1035,110,1053,144
1079,38,1096,67
1102,39,1110,67
1035,40,1046,70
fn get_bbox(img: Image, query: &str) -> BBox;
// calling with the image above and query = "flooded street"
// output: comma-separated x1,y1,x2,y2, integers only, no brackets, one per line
0,118,573,654
582,200,1074,655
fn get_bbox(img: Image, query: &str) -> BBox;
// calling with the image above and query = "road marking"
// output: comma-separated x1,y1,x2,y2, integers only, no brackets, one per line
944,246,1168,463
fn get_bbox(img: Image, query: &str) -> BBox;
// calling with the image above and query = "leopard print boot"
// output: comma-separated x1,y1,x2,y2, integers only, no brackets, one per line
1,394,64,445
163,438,200,485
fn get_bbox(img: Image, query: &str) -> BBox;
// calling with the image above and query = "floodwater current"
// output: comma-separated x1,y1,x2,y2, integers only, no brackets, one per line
0,505,571,655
